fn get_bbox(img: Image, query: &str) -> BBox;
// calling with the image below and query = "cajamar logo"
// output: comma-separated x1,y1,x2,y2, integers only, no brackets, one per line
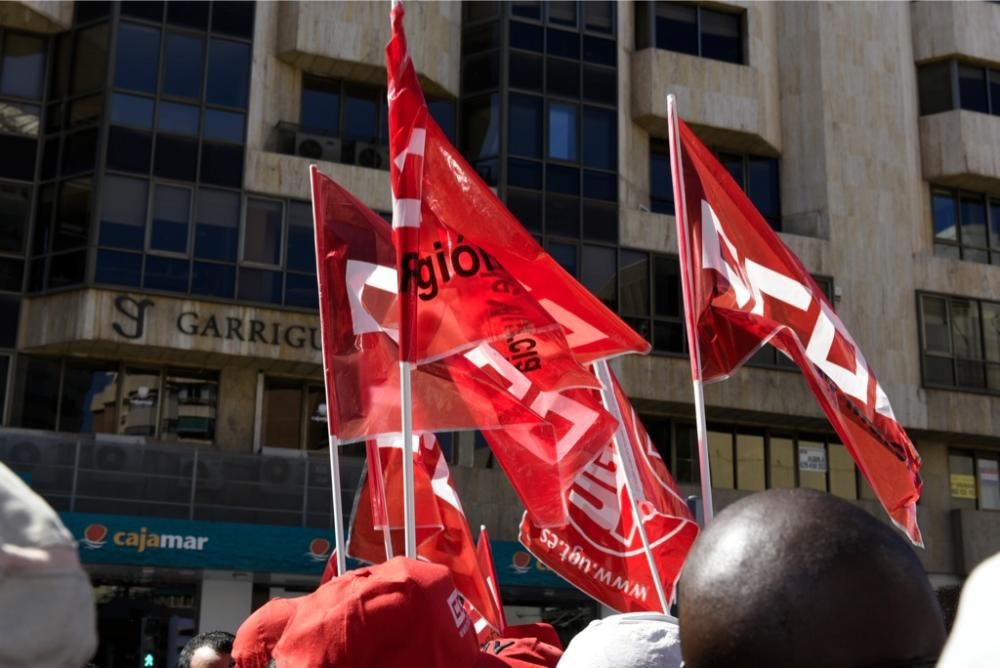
82,523,108,549
307,538,331,562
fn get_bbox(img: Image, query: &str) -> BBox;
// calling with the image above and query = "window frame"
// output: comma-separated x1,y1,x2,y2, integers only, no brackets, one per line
918,291,1000,395
948,448,1000,510
635,1,747,66
930,186,1000,265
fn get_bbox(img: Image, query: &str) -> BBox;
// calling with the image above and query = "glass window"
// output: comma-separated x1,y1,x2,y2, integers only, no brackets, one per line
828,443,857,500
949,452,976,500
286,201,315,273
960,194,988,250
921,295,951,354
983,302,1000,364
61,127,98,174
263,379,303,449
167,0,209,28
748,157,780,227
342,84,379,143
583,36,615,67
508,158,542,189
701,8,742,64
583,199,617,240
649,139,673,214
583,2,613,33
0,135,36,181
428,99,456,144
547,58,579,99
158,101,200,136
583,170,615,202
581,245,616,309
68,94,102,128
798,440,827,491
0,295,17,347
107,126,152,174
199,142,243,188
0,183,30,254
655,2,697,55
206,38,250,108
547,164,579,195
507,188,542,231
736,434,765,491
191,261,234,298
546,28,579,59
163,32,205,100
1,33,46,99
0,355,7,424
653,255,680,317
72,24,109,94
958,65,988,113
769,437,796,488
150,185,190,253
510,21,543,52
95,249,141,287
619,250,649,317
462,51,500,94
238,267,282,304
548,1,577,27
244,198,282,265
301,75,339,136
548,102,577,161
53,178,92,252
508,94,542,158
509,51,543,92
11,356,61,430
918,62,953,116
991,69,1000,119
143,255,188,292
583,65,615,106
59,361,119,434
284,273,317,309
511,1,541,20
0,258,23,292
708,431,734,489
195,188,239,261
119,368,161,436
161,369,218,443
978,458,1000,510
461,94,499,160
582,107,615,170
111,93,155,128
114,22,160,93
154,135,198,181
122,1,164,21
211,1,255,38
99,175,147,250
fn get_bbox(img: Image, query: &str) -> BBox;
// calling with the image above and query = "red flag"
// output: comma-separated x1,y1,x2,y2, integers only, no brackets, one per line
386,2,648,366
671,116,923,545
476,526,506,632
519,371,699,613
320,548,338,585
348,434,504,630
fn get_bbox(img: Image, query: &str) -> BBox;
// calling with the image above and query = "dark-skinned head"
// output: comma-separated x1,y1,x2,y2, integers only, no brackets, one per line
678,489,945,668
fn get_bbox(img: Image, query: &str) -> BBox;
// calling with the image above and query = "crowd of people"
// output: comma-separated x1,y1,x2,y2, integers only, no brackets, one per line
3,457,998,667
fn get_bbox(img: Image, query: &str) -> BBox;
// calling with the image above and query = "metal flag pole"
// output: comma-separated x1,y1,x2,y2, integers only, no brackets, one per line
399,363,417,558
666,94,715,523
327,435,348,576
594,359,671,614
365,439,396,560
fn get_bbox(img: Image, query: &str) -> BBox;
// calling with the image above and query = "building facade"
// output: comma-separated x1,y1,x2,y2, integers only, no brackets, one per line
1,0,999,662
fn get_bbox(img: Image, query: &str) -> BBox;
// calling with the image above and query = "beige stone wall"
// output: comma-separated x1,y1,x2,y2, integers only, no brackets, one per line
919,111,1000,192
0,0,71,32
911,0,1000,65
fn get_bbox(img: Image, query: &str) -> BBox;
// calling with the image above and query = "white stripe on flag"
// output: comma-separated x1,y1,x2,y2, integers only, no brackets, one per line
392,197,421,229
394,128,427,171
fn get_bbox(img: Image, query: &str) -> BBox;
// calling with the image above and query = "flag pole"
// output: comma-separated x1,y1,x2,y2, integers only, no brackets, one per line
327,435,348,576
365,439,395,560
666,94,715,523
400,361,418,558
594,360,671,614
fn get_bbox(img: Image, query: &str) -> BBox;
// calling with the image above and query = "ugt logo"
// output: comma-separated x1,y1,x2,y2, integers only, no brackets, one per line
112,295,154,340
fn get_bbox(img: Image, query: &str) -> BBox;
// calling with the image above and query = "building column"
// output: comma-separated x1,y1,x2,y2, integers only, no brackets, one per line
198,571,253,634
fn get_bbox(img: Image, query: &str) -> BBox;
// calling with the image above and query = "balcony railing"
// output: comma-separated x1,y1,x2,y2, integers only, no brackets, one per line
0,428,363,530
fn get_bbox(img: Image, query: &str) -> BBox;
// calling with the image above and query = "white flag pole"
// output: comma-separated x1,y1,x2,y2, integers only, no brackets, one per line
327,435,348,576
366,439,396,560
666,94,715,523
400,361,418,558
594,360,671,614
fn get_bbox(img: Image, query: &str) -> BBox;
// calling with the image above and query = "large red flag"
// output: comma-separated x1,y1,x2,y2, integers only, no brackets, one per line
519,371,699,612
671,116,923,545
386,2,648,366
347,434,503,630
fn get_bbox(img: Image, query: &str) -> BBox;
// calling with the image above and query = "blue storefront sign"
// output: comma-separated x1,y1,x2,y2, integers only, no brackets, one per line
61,512,571,588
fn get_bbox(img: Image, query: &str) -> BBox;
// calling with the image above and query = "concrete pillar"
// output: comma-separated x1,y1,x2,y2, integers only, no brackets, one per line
198,571,253,634
216,366,258,451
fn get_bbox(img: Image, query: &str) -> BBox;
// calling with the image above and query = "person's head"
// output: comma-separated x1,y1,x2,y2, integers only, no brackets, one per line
179,631,234,668
678,489,946,668
557,613,681,667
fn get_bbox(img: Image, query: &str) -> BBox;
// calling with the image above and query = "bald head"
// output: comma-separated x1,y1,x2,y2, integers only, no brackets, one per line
679,489,945,668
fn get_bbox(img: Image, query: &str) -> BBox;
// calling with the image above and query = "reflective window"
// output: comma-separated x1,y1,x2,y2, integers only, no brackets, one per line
0,183,30,253
150,185,190,253
0,295,17,347
581,245,615,309
211,1,255,39
158,101,200,136
11,356,61,430
162,32,205,100
1,32,46,99
71,24,109,94
95,249,142,287
958,64,988,114
461,94,500,160
263,378,303,449
161,369,218,443
191,261,234,298
167,1,209,30
204,109,245,143
206,38,250,108
0,135,36,181
199,141,243,187
114,23,160,92
153,135,198,181
122,1,164,21
107,126,152,173
917,61,953,116
119,368,161,436
237,267,281,304
244,198,282,265
932,187,1000,264
920,293,1000,393
582,107,615,170
508,94,542,158
53,178,91,252
99,175,147,250
144,255,188,292
285,201,315,273
917,60,1000,117
301,75,339,136
547,102,576,161
195,188,239,261
284,273,317,309
111,93,155,129
59,361,119,434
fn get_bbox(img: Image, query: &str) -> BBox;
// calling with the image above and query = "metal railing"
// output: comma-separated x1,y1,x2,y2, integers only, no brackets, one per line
0,428,363,530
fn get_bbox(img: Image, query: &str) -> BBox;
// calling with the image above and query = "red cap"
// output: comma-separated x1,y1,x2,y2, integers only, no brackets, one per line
500,623,563,650
479,636,564,667
232,597,299,668
272,557,483,667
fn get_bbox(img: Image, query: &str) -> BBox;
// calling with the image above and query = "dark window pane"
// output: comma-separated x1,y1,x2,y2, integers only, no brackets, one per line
582,107,616,169
654,255,680,316
635,1,652,50
548,1,577,27
960,194,988,250
0,183,30,253
701,8,742,63
465,1,498,22
1,33,46,99
158,101,200,135
167,1,209,29
748,157,780,227
28,257,44,291
992,69,1000,118
206,38,251,108
122,1,164,21
107,127,152,173
548,102,577,161
509,21,543,52
114,22,160,92
200,142,244,188
342,84,379,142
244,198,282,265
462,23,499,56
583,36,615,66
53,179,91,252
68,94,102,128
934,242,960,260
583,170,615,202
461,94,499,159
111,93,155,128
656,2,697,54
428,99,456,144
301,75,340,135
151,185,190,253
956,360,986,388
0,356,7,422
958,65,988,114
509,51,543,91
154,135,198,181
547,58,580,98
163,32,205,100
462,51,499,94
144,255,189,292
583,199,617,241
72,24,109,94
654,320,684,353
472,159,498,187
547,28,579,59
508,93,542,158
74,1,110,23
41,137,58,179
0,258,24,292
990,202,1000,250
195,188,239,261
50,33,70,98
0,135,36,180
95,249,142,287
0,296,17,346
508,158,542,189
582,245,616,308
12,356,60,430
918,62,954,115
547,164,579,194
33,185,54,255
720,152,744,189
286,201,315,273
547,241,577,275
932,190,958,243
584,2,613,33
191,261,234,298
285,273,318,309
545,193,578,236
924,355,954,386
511,1,541,20
238,267,282,304
99,174,147,250
211,1,255,38
506,188,542,232
61,128,97,175
48,249,87,287
620,250,650,316
951,299,982,360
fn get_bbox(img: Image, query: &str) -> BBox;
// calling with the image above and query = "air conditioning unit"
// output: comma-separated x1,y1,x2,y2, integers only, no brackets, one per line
295,133,342,163
95,443,131,471
354,142,389,170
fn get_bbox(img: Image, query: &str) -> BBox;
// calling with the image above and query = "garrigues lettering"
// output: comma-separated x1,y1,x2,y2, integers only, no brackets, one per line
176,311,321,351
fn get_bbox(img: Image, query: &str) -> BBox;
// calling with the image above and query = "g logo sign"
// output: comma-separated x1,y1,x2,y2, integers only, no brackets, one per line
112,295,154,340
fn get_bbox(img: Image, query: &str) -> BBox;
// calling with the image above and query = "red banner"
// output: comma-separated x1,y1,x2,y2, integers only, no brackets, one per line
519,371,698,612
672,116,923,545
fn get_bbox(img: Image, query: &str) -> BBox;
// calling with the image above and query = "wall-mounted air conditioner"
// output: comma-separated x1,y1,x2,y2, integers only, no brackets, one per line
296,133,342,163
354,141,389,170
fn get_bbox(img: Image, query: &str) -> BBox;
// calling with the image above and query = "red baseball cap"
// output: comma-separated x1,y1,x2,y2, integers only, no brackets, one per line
480,636,564,667
272,557,484,667
500,623,563,650
232,597,299,668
